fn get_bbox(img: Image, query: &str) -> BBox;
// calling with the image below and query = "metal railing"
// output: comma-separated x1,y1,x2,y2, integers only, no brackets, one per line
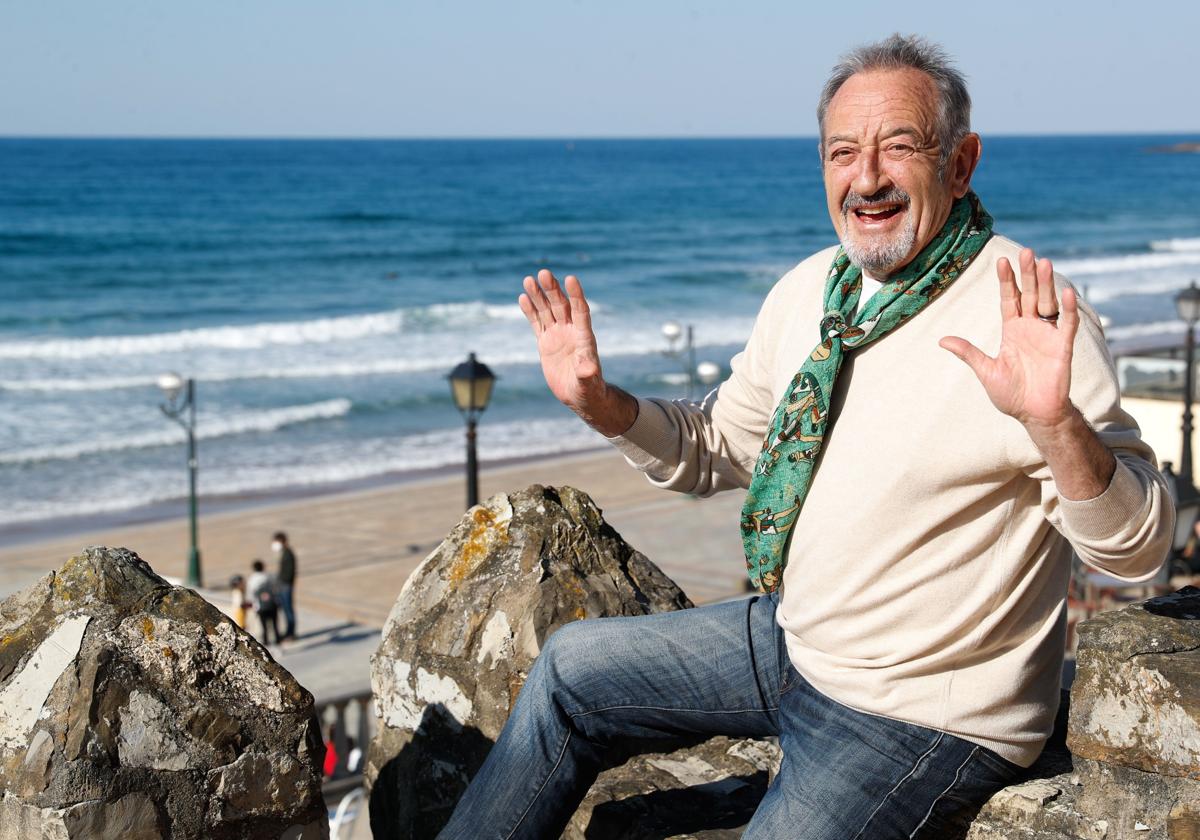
316,686,372,792
316,688,374,838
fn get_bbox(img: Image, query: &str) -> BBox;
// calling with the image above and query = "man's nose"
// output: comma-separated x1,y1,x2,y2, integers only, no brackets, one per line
851,147,889,197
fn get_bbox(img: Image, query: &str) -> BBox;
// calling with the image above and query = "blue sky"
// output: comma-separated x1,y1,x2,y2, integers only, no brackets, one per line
3,1,1197,138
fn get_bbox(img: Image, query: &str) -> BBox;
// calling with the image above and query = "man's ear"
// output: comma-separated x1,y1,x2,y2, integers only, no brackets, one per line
948,133,982,198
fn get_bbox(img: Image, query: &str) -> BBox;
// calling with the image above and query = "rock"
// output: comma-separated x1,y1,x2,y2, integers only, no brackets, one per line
366,485,694,839
1067,587,1200,779
1148,142,1200,154
0,547,326,839
563,736,780,840
968,588,1200,839
1071,757,1200,839
965,771,1111,840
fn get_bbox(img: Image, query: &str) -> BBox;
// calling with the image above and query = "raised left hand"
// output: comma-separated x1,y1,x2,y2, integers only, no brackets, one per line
939,247,1080,430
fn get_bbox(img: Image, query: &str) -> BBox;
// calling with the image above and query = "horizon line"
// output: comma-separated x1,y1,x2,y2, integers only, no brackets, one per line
1,130,1198,142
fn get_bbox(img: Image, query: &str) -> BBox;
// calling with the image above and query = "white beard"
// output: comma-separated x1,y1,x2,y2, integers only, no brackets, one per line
840,212,917,276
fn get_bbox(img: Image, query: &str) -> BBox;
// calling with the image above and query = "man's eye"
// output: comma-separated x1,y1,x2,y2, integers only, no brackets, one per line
829,148,856,164
884,144,916,160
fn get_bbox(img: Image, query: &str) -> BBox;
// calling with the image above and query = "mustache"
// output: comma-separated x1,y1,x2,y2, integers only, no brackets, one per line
842,187,911,214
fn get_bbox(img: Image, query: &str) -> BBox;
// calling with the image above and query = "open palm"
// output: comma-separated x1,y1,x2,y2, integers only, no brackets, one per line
940,249,1079,429
519,270,603,409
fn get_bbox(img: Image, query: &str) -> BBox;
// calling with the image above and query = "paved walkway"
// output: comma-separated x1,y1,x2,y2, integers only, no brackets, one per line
0,449,749,700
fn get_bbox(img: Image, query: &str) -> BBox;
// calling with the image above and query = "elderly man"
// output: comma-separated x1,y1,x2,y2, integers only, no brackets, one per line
440,35,1172,838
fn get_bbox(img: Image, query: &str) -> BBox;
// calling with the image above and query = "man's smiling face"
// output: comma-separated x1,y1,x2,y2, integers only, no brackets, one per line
821,67,971,277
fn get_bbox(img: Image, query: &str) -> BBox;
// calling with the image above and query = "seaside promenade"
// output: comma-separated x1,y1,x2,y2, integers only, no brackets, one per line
0,448,748,695
0,392,1190,701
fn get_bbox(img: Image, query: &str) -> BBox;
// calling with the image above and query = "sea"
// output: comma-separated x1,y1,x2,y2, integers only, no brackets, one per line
2,136,1199,541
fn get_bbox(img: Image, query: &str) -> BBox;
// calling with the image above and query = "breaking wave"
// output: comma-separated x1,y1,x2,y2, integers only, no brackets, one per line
0,399,352,464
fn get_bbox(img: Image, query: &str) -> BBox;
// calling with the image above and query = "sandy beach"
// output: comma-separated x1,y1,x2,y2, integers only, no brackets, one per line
0,448,749,626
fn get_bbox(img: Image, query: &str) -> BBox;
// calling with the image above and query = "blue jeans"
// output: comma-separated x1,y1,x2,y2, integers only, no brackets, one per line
277,583,295,639
439,594,1022,839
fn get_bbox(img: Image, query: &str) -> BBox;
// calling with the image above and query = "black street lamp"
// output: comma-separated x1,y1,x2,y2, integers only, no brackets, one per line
157,372,201,588
448,353,496,509
1176,281,1200,487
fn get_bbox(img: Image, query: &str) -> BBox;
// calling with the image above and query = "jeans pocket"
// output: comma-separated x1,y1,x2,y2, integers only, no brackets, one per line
778,662,798,696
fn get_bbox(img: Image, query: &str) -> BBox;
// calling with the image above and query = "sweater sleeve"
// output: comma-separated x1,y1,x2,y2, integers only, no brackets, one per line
1031,295,1174,581
606,277,786,496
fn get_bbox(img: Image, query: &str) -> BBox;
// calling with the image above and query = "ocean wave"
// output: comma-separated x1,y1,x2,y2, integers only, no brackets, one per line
0,374,161,393
0,360,472,392
0,309,752,392
0,416,602,527
1056,250,1200,277
1150,238,1200,253
317,211,415,223
1104,320,1186,342
0,398,352,465
0,301,527,361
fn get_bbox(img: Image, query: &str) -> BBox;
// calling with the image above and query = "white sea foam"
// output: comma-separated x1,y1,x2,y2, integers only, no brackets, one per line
1056,250,1200,278
1151,238,1200,253
0,398,352,465
0,310,756,393
0,416,601,527
1104,320,1186,342
0,374,160,393
0,301,525,361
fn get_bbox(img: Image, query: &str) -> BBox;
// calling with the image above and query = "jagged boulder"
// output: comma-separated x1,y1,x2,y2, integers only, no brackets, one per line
968,587,1200,839
1067,587,1200,778
366,485,696,838
1067,587,1200,838
0,547,327,840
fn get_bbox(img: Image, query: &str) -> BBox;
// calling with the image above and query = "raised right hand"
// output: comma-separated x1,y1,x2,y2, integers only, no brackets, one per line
519,270,639,436
519,269,603,411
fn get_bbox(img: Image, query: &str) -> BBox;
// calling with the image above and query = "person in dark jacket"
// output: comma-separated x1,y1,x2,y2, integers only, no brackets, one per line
272,531,298,641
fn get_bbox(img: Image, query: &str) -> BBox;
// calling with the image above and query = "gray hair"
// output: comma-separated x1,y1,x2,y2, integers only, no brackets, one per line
817,34,971,172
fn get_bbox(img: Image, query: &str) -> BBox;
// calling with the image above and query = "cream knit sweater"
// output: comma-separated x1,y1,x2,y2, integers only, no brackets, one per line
610,234,1173,766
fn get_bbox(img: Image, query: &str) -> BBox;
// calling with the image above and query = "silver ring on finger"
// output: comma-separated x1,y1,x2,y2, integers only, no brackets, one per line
1037,311,1060,323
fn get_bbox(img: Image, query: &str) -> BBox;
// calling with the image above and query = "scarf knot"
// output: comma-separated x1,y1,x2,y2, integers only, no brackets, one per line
821,310,850,340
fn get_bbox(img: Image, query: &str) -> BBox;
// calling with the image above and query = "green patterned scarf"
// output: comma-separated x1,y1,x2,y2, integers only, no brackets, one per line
741,191,993,592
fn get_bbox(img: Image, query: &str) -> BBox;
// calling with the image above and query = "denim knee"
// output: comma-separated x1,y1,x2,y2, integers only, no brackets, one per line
531,619,594,682
525,618,617,715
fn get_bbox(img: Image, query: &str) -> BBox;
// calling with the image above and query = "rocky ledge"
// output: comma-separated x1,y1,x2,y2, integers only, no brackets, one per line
0,547,326,840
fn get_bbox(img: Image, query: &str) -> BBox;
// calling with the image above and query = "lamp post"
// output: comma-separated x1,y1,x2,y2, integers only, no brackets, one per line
661,320,696,398
662,321,722,399
1162,462,1200,575
448,353,496,509
157,372,201,588
696,361,722,388
1176,281,1200,487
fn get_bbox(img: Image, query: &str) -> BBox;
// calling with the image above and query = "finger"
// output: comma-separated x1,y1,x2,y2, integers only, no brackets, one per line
1018,248,1039,319
520,275,544,328
565,275,593,334
518,292,541,333
996,257,1020,320
939,336,991,377
1036,257,1058,319
524,272,554,324
1058,285,1080,351
540,268,571,325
